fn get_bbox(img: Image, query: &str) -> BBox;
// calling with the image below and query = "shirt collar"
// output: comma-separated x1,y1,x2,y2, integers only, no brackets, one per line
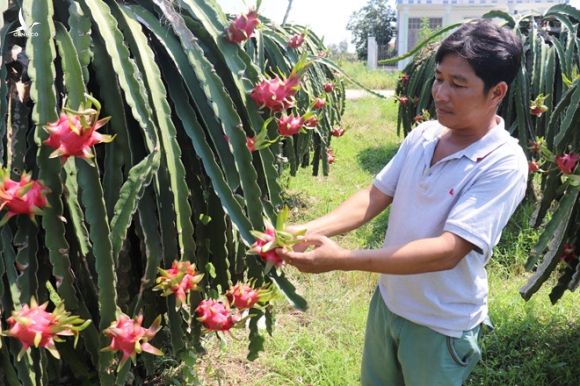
422,116,512,163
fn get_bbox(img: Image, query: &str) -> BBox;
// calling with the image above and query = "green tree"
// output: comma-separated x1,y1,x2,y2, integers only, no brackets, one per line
346,0,397,60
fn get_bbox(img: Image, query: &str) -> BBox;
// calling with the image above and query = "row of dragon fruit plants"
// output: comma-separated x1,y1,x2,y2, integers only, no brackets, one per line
389,5,580,304
0,0,347,384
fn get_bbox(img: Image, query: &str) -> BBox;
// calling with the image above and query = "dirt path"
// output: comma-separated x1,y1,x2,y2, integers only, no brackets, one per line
345,89,395,100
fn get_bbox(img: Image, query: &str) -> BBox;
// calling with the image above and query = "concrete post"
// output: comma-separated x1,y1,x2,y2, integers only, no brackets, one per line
367,36,378,70
397,6,410,71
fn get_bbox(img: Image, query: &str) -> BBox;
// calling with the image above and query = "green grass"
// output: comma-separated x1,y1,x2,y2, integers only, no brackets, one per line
336,60,400,91
194,98,579,386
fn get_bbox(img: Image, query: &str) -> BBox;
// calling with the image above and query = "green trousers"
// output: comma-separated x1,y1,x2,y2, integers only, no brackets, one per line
361,288,482,386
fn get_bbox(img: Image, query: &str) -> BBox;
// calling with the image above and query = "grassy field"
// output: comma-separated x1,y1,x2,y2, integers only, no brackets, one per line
337,60,400,91
193,97,579,386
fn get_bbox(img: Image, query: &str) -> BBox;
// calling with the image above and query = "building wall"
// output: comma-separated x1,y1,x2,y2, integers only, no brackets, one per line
395,0,568,69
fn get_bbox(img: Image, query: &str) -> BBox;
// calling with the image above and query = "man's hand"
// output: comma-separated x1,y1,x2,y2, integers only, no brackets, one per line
276,234,349,273
284,224,309,252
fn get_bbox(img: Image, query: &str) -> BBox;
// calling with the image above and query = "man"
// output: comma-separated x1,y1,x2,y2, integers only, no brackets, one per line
277,20,527,386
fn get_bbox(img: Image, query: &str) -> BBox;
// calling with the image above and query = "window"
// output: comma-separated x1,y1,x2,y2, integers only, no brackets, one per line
407,17,443,50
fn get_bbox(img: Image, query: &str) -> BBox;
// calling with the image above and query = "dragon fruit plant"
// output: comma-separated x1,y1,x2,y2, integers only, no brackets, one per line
0,0,344,382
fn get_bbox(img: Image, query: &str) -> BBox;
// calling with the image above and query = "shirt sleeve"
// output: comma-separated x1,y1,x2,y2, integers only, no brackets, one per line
373,124,425,196
444,157,528,258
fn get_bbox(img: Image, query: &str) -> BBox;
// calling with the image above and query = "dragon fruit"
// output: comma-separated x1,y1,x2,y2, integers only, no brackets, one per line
154,261,204,308
555,153,580,175
396,95,409,105
277,114,304,137
249,207,305,270
530,94,549,117
288,33,305,49
44,112,113,164
102,313,162,370
251,226,284,267
331,127,345,137
304,115,319,128
560,243,577,264
226,283,260,310
246,136,257,152
0,170,48,226
528,161,540,173
400,73,410,86
225,10,260,44
528,139,544,155
323,82,334,93
312,97,326,110
250,73,301,112
326,148,335,164
4,298,90,361
196,299,240,332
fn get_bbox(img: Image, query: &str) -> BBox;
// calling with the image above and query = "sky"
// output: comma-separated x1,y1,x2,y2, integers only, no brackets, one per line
215,0,375,51
216,0,580,51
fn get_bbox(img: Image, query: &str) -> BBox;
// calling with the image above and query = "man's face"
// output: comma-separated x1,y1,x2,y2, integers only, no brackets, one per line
432,54,498,131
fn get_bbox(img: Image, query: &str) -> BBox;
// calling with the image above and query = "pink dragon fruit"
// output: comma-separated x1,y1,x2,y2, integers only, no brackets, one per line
246,136,257,152
323,82,334,93
528,161,540,173
251,226,284,267
196,299,240,332
560,243,577,264
102,313,162,370
331,127,345,137
0,170,48,226
225,10,260,44
528,139,543,154
226,283,260,310
396,95,409,105
400,73,410,86
326,148,336,164
555,153,580,175
44,112,113,164
277,114,304,137
288,33,305,48
530,94,549,117
312,97,326,110
154,261,204,308
304,115,319,128
530,105,548,117
250,73,301,112
4,298,90,360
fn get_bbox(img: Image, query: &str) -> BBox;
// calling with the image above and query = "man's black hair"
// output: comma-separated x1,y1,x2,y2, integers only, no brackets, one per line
435,19,522,93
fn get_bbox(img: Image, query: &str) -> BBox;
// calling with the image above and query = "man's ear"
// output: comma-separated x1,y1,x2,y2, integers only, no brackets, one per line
489,81,508,107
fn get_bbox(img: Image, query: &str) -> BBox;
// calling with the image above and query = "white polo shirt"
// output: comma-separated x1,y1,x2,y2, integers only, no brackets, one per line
373,117,527,337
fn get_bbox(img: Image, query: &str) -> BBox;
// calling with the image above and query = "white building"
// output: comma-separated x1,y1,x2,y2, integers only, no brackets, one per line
395,0,569,69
